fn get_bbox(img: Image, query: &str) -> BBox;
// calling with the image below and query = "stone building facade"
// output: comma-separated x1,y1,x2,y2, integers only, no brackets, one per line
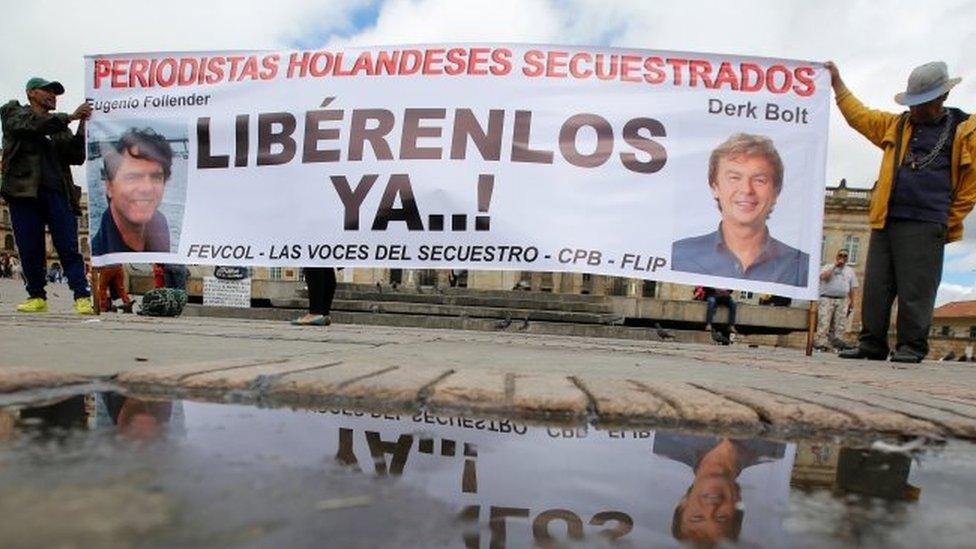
819,179,873,334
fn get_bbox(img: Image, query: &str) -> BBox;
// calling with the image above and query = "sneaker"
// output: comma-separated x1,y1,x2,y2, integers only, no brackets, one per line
74,297,94,315
16,297,48,313
291,314,331,326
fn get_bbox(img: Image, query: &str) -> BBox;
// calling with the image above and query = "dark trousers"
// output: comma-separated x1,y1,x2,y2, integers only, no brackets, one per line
706,295,736,326
304,267,337,315
7,187,89,300
858,220,945,358
163,264,189,290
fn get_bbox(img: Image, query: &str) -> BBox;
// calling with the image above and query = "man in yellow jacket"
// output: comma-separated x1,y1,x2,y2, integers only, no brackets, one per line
827,61,976,363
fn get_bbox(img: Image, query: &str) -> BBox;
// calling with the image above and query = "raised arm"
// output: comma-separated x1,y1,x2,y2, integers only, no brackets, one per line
825,61,901,148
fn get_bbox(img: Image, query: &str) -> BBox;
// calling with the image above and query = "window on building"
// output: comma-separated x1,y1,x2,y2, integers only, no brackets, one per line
969,326,976,340
739,291,754,300
844,235,860,265
942,325,953,337
270,267,283,280
641,280,656,298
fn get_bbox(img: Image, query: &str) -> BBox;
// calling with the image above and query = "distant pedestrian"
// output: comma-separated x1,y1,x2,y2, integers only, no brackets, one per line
292,267,336,326
1,77,93,314
696,286,738,343
828,61,976,363
815,248,858,351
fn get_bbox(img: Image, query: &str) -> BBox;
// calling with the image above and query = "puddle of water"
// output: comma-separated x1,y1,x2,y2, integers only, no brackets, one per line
1,393,974,548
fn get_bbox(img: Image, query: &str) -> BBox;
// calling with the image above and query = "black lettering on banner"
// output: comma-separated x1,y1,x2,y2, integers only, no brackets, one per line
257,112,297,165
621,117,667,173
302,108,342,162
349,109,396,160
400,108,447,160
331,174,378,230
197,117,229,169
451,108,504,161
372,174,423,230
559,113,614,168
234,114,249,167
511,110,554,164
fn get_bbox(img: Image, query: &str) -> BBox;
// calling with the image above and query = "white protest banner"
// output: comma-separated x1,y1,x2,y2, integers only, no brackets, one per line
84,45,829,298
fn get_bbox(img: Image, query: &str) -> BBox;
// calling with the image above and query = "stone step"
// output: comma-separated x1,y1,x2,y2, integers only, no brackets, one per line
283,290,614,313
181,304,766,347
278,299,621,324
335,283,613,304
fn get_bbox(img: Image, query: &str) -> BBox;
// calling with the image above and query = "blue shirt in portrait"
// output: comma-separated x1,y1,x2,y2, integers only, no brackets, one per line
671,227,809,287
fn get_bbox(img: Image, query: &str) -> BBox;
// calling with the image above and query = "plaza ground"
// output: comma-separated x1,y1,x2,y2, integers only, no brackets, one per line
1,278,974,441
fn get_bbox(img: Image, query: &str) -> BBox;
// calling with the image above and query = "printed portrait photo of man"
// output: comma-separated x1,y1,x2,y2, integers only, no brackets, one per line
670,133,809,287
91,128,173,255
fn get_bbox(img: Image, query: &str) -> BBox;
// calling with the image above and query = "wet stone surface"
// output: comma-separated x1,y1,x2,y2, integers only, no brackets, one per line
1,393,975,548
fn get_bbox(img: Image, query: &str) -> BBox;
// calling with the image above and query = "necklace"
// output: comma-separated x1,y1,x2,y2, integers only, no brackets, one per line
903,111,954,171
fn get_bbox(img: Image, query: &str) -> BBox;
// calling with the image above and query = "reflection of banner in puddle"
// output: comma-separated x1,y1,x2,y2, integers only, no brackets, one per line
84,45,828,298
184,405,796,546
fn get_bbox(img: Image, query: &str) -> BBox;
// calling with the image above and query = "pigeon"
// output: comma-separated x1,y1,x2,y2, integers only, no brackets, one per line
940,350,956,362
495,314,512,330
369,303,381,313
375,282,383,294
711,329,730,345
654,322,675,340
518,317,530,331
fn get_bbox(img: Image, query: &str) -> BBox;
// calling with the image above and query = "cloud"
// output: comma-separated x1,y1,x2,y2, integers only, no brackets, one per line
937,281,976,306
1,0,373,111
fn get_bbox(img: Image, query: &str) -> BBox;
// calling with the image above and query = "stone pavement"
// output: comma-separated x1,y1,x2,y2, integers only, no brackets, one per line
1,279,975,441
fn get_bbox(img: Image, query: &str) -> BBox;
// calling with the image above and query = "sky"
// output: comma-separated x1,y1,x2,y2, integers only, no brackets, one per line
3,0,976,303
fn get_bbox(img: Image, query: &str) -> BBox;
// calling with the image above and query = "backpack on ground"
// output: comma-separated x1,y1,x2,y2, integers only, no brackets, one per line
138,288,188,317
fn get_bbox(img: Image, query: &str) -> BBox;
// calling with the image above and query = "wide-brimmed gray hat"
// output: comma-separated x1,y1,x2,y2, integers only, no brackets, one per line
894,61,961,106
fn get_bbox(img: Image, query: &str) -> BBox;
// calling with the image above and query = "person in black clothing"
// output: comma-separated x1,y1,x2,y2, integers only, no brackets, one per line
696,286,738,343
1,77,93,314
293,267,337,326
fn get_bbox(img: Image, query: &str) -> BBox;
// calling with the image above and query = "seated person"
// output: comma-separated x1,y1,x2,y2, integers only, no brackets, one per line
699,286,738,343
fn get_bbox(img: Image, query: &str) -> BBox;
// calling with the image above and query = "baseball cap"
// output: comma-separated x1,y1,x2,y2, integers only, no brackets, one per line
25,77,65,95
